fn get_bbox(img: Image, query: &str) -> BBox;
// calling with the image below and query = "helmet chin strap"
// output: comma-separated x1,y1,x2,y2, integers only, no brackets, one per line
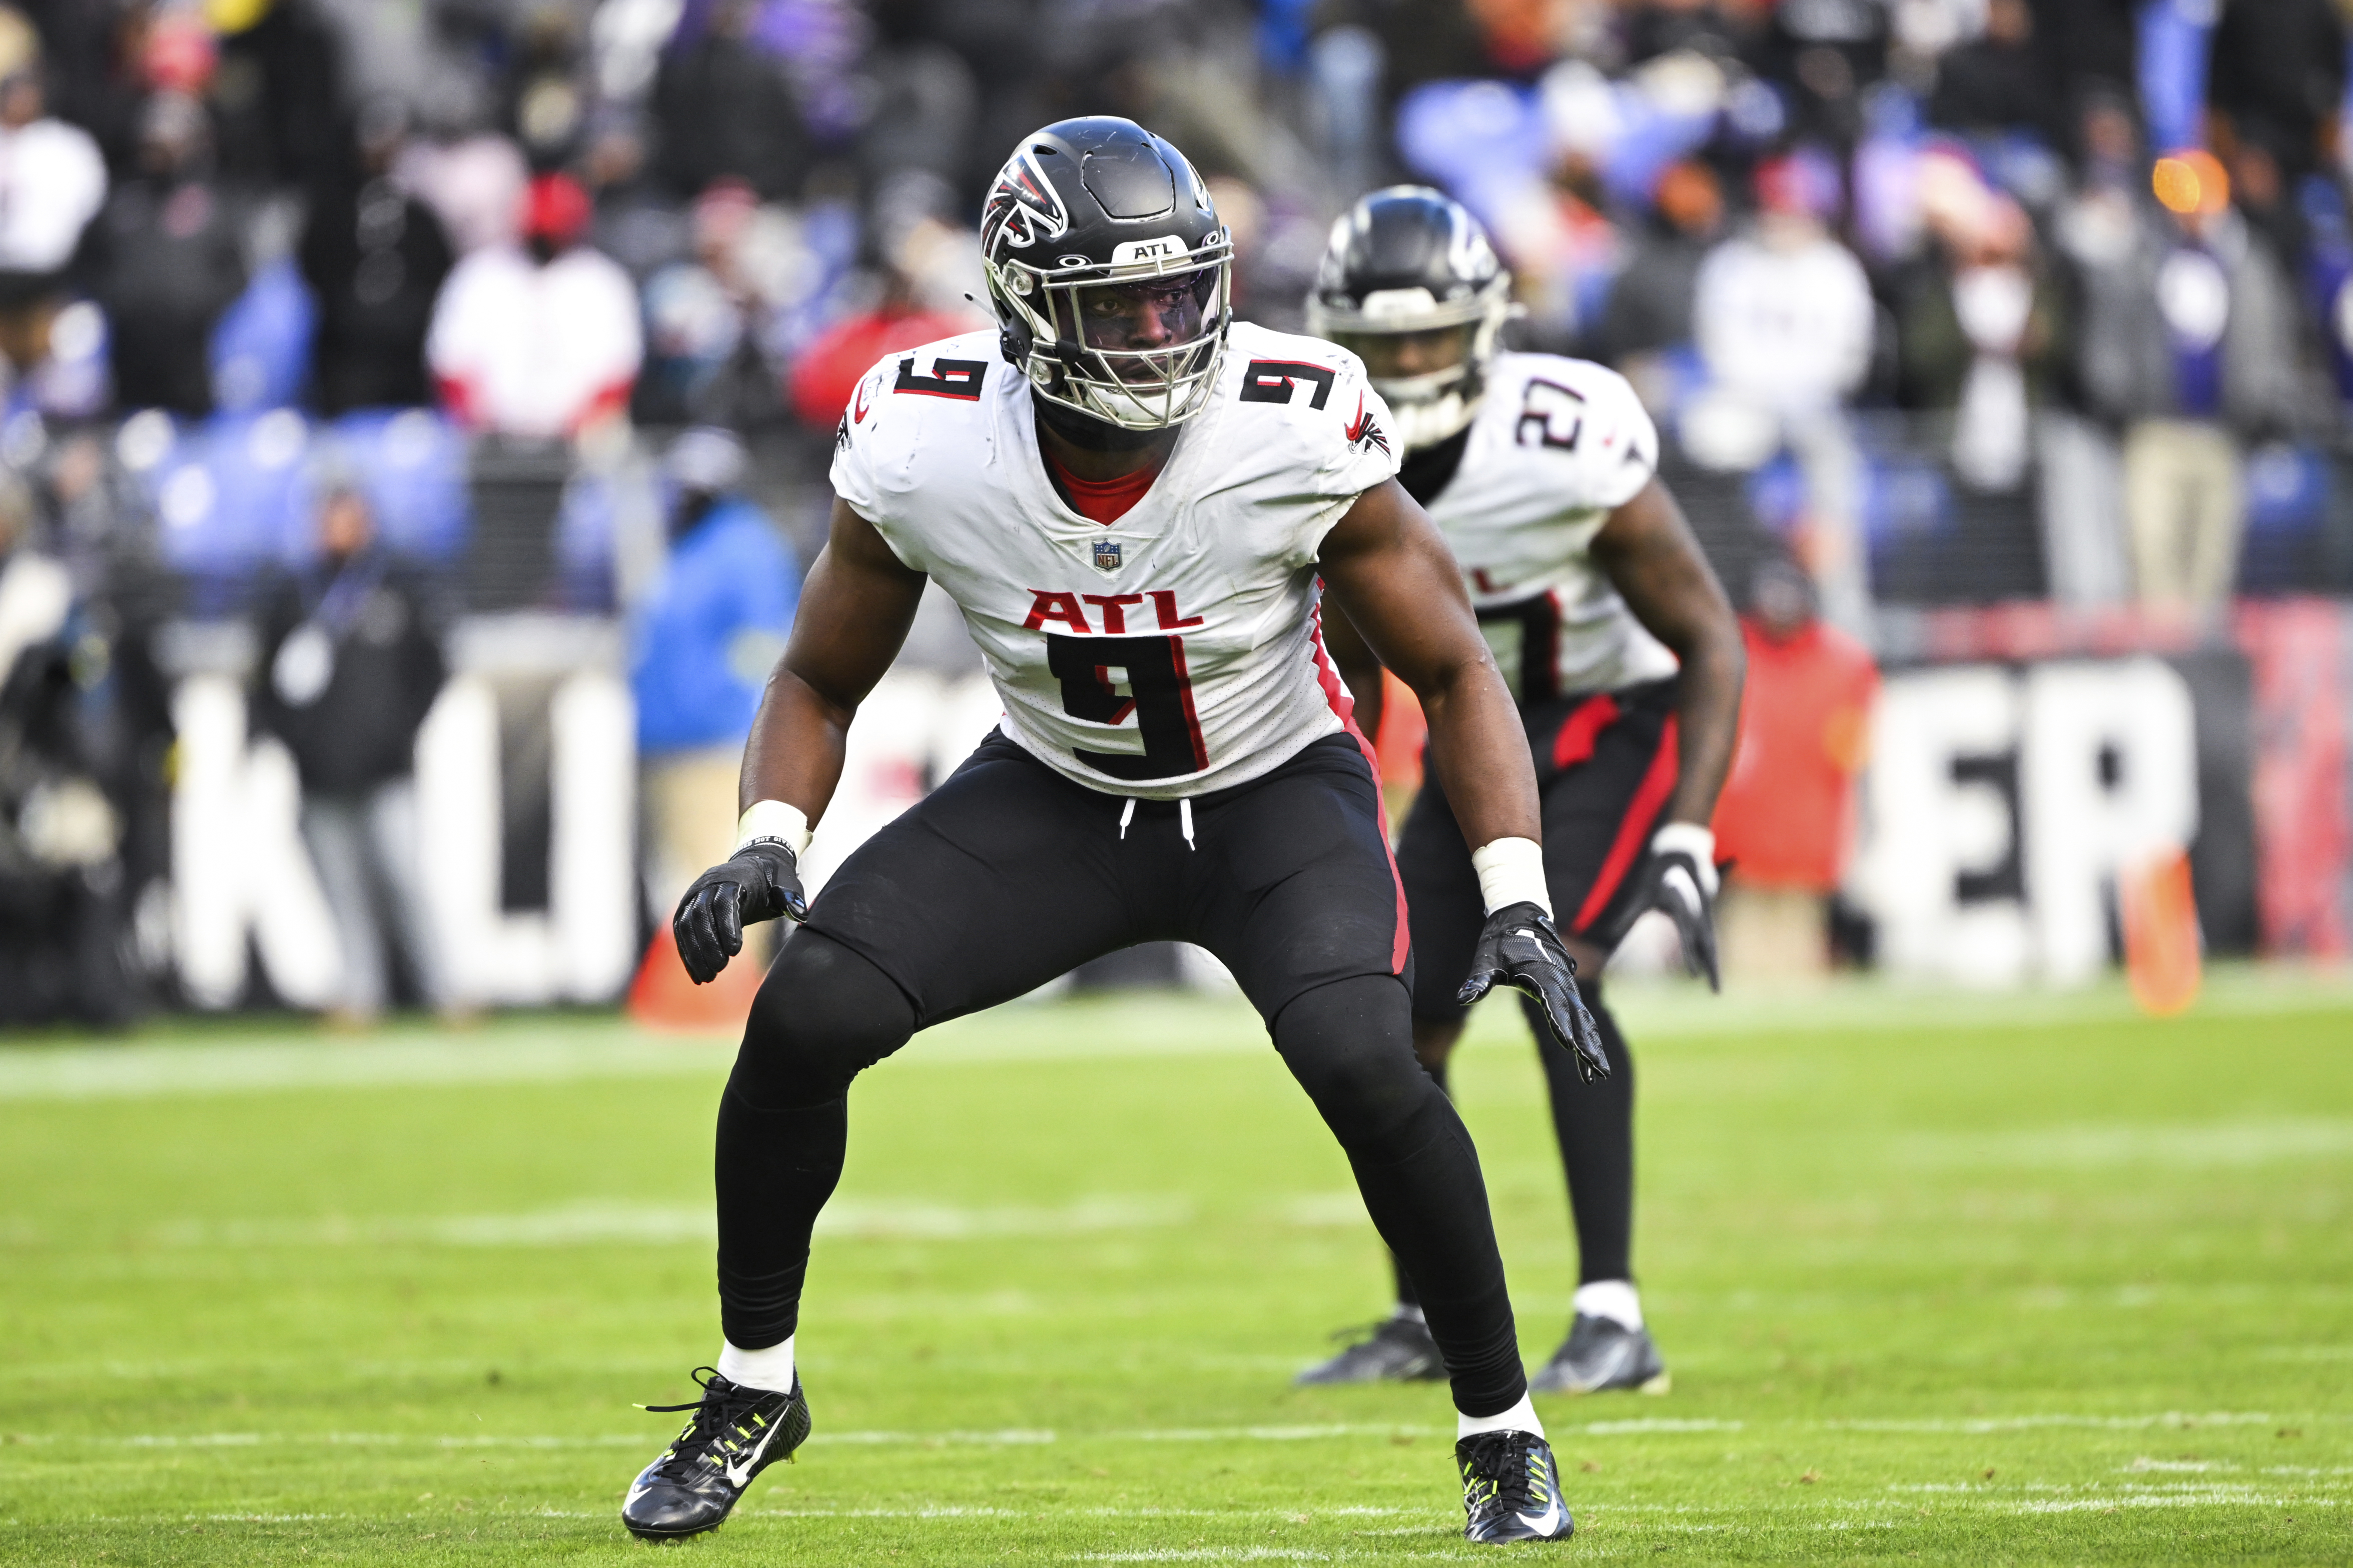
1033,390,1171,454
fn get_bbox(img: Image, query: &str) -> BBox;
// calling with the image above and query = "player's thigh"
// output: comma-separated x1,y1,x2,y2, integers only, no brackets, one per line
1539,686,1678,943
1393,770,1485,1027
1188,738,1411,1025
802,735,1139,1026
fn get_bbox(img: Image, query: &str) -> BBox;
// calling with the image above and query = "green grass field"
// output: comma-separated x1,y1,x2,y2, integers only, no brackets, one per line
4,971,2351,1564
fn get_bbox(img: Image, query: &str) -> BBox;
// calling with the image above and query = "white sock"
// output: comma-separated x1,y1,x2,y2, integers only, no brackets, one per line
1574,1279,1643,1330
1457,1392,1544,1440
714,1335,796,1393
1393,1303,1427,1326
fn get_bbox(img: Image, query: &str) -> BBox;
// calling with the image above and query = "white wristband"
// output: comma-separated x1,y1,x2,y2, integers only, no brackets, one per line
1649,821,1719,898
1470,836,1552,918
734,799,813,857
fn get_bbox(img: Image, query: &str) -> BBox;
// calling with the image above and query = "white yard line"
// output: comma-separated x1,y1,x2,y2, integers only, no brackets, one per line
7,967,2347,1104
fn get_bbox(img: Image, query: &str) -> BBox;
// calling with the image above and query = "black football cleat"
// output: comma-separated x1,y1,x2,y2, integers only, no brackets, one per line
1294,1314,1446,1384
620,1367,811,1540
1457,1429,1574,1543
1528,1313,1670,1395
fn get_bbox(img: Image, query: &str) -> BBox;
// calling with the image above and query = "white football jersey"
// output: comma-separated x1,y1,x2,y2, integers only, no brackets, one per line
830,322,1401,800
1420,352,1677,701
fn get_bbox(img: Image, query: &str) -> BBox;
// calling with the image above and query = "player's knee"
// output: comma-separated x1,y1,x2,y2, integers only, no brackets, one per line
732,931,916,1109
1274,975,1441,1149
1410,1017,1463,1076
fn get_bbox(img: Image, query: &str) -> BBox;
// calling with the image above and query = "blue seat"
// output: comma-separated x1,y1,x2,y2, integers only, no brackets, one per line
2239,443,2330,593
210,258,319,414
327,408,472,565
552,467,619,613
147,410,313,577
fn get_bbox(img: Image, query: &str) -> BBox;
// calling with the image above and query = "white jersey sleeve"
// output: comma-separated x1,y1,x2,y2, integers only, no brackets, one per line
827,348,992,573
1202,338,1401,569
1564,361,1660,513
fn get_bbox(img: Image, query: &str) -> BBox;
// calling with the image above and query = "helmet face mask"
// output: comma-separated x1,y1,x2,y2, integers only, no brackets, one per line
1306,187,1513,452
982,119,1233,433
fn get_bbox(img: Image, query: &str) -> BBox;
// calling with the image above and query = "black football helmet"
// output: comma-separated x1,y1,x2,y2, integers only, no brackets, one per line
1306,186,1512,452
981,117,1233,431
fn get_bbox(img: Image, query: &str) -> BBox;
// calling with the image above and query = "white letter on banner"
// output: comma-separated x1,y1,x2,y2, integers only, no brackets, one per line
548,671,637,1002
169,675,343,1009
2021,658,2199,985
416,671,637,1006
1855,665,2031,986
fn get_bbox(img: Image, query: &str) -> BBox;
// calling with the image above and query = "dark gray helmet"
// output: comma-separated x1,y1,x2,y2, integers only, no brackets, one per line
1306,186,1511,451
981,116,1233,431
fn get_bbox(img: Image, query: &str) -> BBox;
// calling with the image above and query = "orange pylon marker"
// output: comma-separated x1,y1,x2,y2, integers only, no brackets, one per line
627,923,761,1035
2120,850,2201,1018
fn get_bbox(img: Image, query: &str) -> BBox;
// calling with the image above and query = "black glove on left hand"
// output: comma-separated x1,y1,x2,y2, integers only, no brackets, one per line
1454,901,1611,1082
671,838,808,985
1632,841,1721,993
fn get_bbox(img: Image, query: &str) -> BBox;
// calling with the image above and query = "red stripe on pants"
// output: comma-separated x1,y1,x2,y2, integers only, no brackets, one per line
1307,601,1411,974
1552,693,1624,770
1570,715,1680,935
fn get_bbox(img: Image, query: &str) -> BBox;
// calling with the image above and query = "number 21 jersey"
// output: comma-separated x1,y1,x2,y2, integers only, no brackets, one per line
830,322,1401,800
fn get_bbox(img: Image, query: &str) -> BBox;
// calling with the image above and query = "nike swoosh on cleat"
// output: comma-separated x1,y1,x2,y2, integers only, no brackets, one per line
626,1485,652,1507
722,1418,782,1488
1515,1496,1566,1535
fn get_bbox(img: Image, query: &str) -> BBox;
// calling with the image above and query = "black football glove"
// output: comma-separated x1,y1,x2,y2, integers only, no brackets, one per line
671,837,808,985
1454,901,1611,1083
1632,822,1720,992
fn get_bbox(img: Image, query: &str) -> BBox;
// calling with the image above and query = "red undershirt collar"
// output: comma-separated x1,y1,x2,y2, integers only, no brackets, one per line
1039,446,1166,526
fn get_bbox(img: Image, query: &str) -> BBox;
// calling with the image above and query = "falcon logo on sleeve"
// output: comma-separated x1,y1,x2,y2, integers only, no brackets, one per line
1345,393,1390,457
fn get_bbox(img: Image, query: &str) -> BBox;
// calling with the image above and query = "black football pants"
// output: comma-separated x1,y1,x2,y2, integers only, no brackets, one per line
712,731,1529,1417
1391,683,1676,1301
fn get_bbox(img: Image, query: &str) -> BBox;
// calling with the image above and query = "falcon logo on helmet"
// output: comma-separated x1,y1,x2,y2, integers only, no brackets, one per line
981,117,1234,432
1305,186,1515,453
982,146,1070,254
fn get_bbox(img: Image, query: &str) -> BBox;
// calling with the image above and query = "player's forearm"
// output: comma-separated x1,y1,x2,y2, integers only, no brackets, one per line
737,665,855,822
1416,655,1542,847
1666,627,1744,825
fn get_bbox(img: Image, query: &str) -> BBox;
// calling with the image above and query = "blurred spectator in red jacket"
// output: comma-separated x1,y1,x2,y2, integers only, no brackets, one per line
428,172,641,440
1710,558,1879,980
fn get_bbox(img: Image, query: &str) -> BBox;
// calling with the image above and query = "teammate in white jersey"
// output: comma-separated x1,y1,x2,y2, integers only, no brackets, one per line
1296,189,1746,1397
618,121,1601,1547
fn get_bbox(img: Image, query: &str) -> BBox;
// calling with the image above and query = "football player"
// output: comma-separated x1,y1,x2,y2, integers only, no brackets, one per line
620,121,1600,1546
1296,189,1745,1397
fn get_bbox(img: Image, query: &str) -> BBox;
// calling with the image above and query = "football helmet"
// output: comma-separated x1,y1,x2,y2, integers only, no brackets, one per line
1306,186,1512,452
982,117,1233,432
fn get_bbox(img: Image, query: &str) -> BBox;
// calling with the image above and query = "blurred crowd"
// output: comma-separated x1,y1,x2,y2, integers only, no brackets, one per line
2,0,2349,1022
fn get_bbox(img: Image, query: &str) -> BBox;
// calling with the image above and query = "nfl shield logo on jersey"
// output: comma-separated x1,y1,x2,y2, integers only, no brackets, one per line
1093,540,1122,573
